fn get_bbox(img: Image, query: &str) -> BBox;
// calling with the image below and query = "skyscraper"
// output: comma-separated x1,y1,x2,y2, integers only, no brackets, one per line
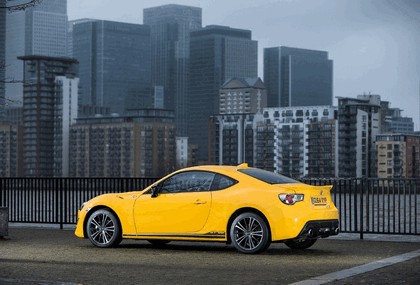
5,0,67,107
71,20,151,115
143,4,202,136
189,25,258,162
264,46,333,107
19,55,79,177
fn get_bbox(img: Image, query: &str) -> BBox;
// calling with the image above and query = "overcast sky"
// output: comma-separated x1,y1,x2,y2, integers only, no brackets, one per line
68,0,420,130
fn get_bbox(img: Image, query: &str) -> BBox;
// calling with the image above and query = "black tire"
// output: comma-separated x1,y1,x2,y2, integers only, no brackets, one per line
230,212,271,254
284,238,317,249
147,240,171,247
86,209,122,248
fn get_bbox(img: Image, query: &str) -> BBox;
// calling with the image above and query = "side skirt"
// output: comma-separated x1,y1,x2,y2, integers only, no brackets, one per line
123,232,226,241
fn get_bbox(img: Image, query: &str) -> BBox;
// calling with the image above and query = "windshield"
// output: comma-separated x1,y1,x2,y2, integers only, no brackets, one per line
238,168,298,185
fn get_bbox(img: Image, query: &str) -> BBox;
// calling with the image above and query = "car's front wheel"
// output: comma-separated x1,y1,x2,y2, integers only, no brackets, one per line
284,238,317,249
86,209,122,248
230,212,270,254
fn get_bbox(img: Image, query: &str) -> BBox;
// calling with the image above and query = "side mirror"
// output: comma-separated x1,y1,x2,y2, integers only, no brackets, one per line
151,185,159,198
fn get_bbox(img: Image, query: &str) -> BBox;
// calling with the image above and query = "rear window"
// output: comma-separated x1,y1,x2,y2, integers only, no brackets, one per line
238,168,298,184
210,173,238,191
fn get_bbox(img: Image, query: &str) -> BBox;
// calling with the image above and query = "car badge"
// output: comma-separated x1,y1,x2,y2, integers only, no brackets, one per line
319,190,323,195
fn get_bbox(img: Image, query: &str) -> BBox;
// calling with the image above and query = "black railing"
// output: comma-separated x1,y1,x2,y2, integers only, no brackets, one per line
0,177,419,238
0,177,158,228
301,178,419,239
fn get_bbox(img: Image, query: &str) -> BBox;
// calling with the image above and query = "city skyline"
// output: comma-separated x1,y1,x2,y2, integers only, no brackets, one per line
68,0,420,131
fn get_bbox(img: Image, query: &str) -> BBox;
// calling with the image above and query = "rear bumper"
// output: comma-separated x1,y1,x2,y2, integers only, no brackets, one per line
296,219,339,239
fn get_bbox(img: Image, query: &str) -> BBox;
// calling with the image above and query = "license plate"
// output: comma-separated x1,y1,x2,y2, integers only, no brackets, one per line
311,197,327,205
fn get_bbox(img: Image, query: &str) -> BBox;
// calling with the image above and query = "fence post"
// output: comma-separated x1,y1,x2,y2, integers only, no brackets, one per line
359,178,365,240
60,179,64,230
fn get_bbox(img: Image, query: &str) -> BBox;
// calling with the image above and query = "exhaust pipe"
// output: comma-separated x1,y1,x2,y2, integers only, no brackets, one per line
307,228,314,238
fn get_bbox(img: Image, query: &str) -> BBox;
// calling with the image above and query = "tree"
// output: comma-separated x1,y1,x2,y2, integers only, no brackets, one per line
0,0,42,110
0,62,25,84
0,0,42,12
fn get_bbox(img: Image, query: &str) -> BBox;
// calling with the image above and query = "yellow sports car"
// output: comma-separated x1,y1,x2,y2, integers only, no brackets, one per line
75,164,339,254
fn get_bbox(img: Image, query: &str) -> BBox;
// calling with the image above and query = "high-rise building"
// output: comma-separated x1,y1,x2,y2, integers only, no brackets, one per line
376,134,420,178
70,110,176,177
67,18,96,58
338,95,381,178
255,106,337,178
71,20,151,115
209,113,259,166
189,25,258,162
219,78,266,115
5,0,67,107
307,118,338,177
144,4,202,136
380,101,414,134
19,55,79,177
264,46,333,108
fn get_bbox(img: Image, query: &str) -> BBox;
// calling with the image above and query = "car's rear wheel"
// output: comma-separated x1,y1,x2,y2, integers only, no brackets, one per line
86,209,122,248
284,238,317,249
230,212,270,254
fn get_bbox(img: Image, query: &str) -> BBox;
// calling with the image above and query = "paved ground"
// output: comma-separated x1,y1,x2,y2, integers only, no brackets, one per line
0,227,419,285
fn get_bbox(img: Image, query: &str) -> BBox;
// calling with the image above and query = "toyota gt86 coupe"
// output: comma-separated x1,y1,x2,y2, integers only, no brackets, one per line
75,164,339,253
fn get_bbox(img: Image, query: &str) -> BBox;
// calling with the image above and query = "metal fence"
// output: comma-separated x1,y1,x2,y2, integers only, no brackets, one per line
301,178,419,239
0,177,158,228
0,177,419,238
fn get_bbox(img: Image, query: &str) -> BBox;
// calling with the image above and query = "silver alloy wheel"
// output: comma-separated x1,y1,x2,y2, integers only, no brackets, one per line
230,213,270,254
87,209,121,248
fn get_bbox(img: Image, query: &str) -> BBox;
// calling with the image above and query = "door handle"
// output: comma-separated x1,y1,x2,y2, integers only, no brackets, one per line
194,200,207,205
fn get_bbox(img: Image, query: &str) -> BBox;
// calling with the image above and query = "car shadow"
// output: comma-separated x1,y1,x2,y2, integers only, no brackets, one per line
118,240,235,253
113,240,337,256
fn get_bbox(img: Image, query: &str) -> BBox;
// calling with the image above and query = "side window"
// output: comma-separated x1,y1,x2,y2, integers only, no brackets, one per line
159,171,215,193
211,174,237,191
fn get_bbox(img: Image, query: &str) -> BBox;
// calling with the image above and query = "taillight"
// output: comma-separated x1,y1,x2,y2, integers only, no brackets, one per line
278,194,304,205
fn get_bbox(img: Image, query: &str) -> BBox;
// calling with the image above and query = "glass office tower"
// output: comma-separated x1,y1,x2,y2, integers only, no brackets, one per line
189,25,258,162
144,4,202,136
264,46,333,108
72,20,151,114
